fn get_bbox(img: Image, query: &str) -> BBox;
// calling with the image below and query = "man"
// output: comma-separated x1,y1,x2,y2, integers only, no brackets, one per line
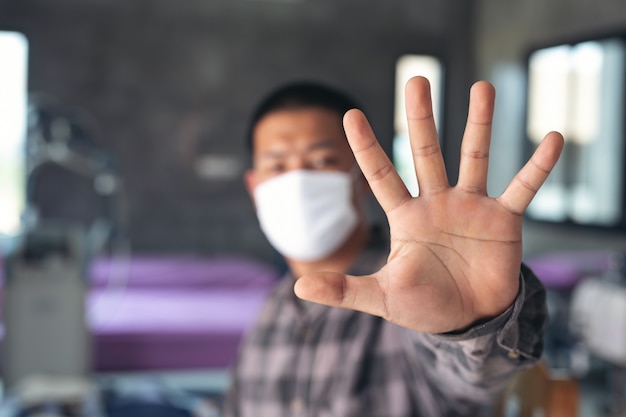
222,77,564,416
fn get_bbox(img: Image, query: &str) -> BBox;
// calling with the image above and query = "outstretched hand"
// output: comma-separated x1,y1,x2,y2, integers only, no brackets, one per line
294,76,564,333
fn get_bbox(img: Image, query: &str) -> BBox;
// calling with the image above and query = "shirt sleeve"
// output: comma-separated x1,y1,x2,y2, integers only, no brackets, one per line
403,263,548,412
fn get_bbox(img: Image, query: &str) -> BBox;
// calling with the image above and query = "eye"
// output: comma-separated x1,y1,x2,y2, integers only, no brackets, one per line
311,156,339,169
267,163,286,173
257,159,286,176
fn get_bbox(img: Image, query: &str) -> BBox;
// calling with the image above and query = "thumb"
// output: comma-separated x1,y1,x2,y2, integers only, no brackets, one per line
294,272,388,318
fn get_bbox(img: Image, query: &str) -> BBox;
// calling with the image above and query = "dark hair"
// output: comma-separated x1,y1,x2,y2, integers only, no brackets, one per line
246,81,360,152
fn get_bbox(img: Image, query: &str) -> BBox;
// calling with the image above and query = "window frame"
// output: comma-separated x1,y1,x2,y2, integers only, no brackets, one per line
522,31,626,233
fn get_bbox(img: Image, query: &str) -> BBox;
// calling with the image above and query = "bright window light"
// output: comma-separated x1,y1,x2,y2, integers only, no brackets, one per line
393,55,443,197
526,39,625,226
0,31,28,240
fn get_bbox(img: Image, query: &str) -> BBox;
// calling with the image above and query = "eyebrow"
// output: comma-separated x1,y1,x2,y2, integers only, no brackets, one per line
307,139,340,152
259,139,340,159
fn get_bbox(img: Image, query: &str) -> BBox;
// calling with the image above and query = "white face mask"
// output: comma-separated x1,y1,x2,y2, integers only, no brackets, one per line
253,170,359,262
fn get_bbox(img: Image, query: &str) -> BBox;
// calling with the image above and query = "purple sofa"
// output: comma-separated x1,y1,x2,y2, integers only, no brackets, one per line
1,254,280,372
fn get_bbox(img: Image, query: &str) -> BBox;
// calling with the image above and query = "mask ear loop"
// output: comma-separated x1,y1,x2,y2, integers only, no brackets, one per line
348,164,390,247
349,164,368,199
348,164,373,232
349,163,362,179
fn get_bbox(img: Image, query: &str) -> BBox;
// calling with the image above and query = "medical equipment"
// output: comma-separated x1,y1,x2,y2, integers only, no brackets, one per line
570,268,626,417
0,98,125,415
2,224,103,417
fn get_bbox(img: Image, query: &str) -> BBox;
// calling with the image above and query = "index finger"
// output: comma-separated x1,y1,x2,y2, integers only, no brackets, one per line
344,109,411,213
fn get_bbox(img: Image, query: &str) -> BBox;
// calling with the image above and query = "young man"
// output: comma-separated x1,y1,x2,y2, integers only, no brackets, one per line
222,77,564,416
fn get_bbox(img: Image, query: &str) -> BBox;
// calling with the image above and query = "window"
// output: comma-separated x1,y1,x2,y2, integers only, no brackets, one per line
526,38,626,228
393,54,443,196
0,31,29,244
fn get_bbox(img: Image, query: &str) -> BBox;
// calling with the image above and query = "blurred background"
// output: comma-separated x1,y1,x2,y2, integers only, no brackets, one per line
1,0,626,415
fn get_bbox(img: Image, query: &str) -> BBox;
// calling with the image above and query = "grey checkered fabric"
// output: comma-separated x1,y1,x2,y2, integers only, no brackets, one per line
222,248,546,417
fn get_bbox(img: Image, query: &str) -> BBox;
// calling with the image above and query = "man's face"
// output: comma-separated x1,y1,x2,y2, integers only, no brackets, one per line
245,106,371,263
246,107,357,188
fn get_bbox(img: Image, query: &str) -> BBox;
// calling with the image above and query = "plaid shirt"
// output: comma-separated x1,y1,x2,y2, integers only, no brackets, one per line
222,246,547,417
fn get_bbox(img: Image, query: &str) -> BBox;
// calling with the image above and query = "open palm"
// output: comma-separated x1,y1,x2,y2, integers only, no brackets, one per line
294,76,564,333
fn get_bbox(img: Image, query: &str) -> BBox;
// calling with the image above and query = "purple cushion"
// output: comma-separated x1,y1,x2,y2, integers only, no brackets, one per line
88,287,272,371
526,250,614,290
89,255,279,289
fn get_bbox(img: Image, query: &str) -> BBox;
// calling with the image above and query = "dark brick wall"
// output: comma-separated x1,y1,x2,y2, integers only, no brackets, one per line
0,0,475,263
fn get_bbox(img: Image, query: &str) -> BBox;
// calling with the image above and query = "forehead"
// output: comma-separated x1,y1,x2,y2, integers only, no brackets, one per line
252,107,351,156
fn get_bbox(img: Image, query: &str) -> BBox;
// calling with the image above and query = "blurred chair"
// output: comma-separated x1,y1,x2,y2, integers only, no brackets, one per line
493,362,579,417
570,278,626,416
525,251,614,371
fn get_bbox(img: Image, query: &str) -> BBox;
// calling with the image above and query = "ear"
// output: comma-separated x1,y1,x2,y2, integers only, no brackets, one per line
244,169,259,201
